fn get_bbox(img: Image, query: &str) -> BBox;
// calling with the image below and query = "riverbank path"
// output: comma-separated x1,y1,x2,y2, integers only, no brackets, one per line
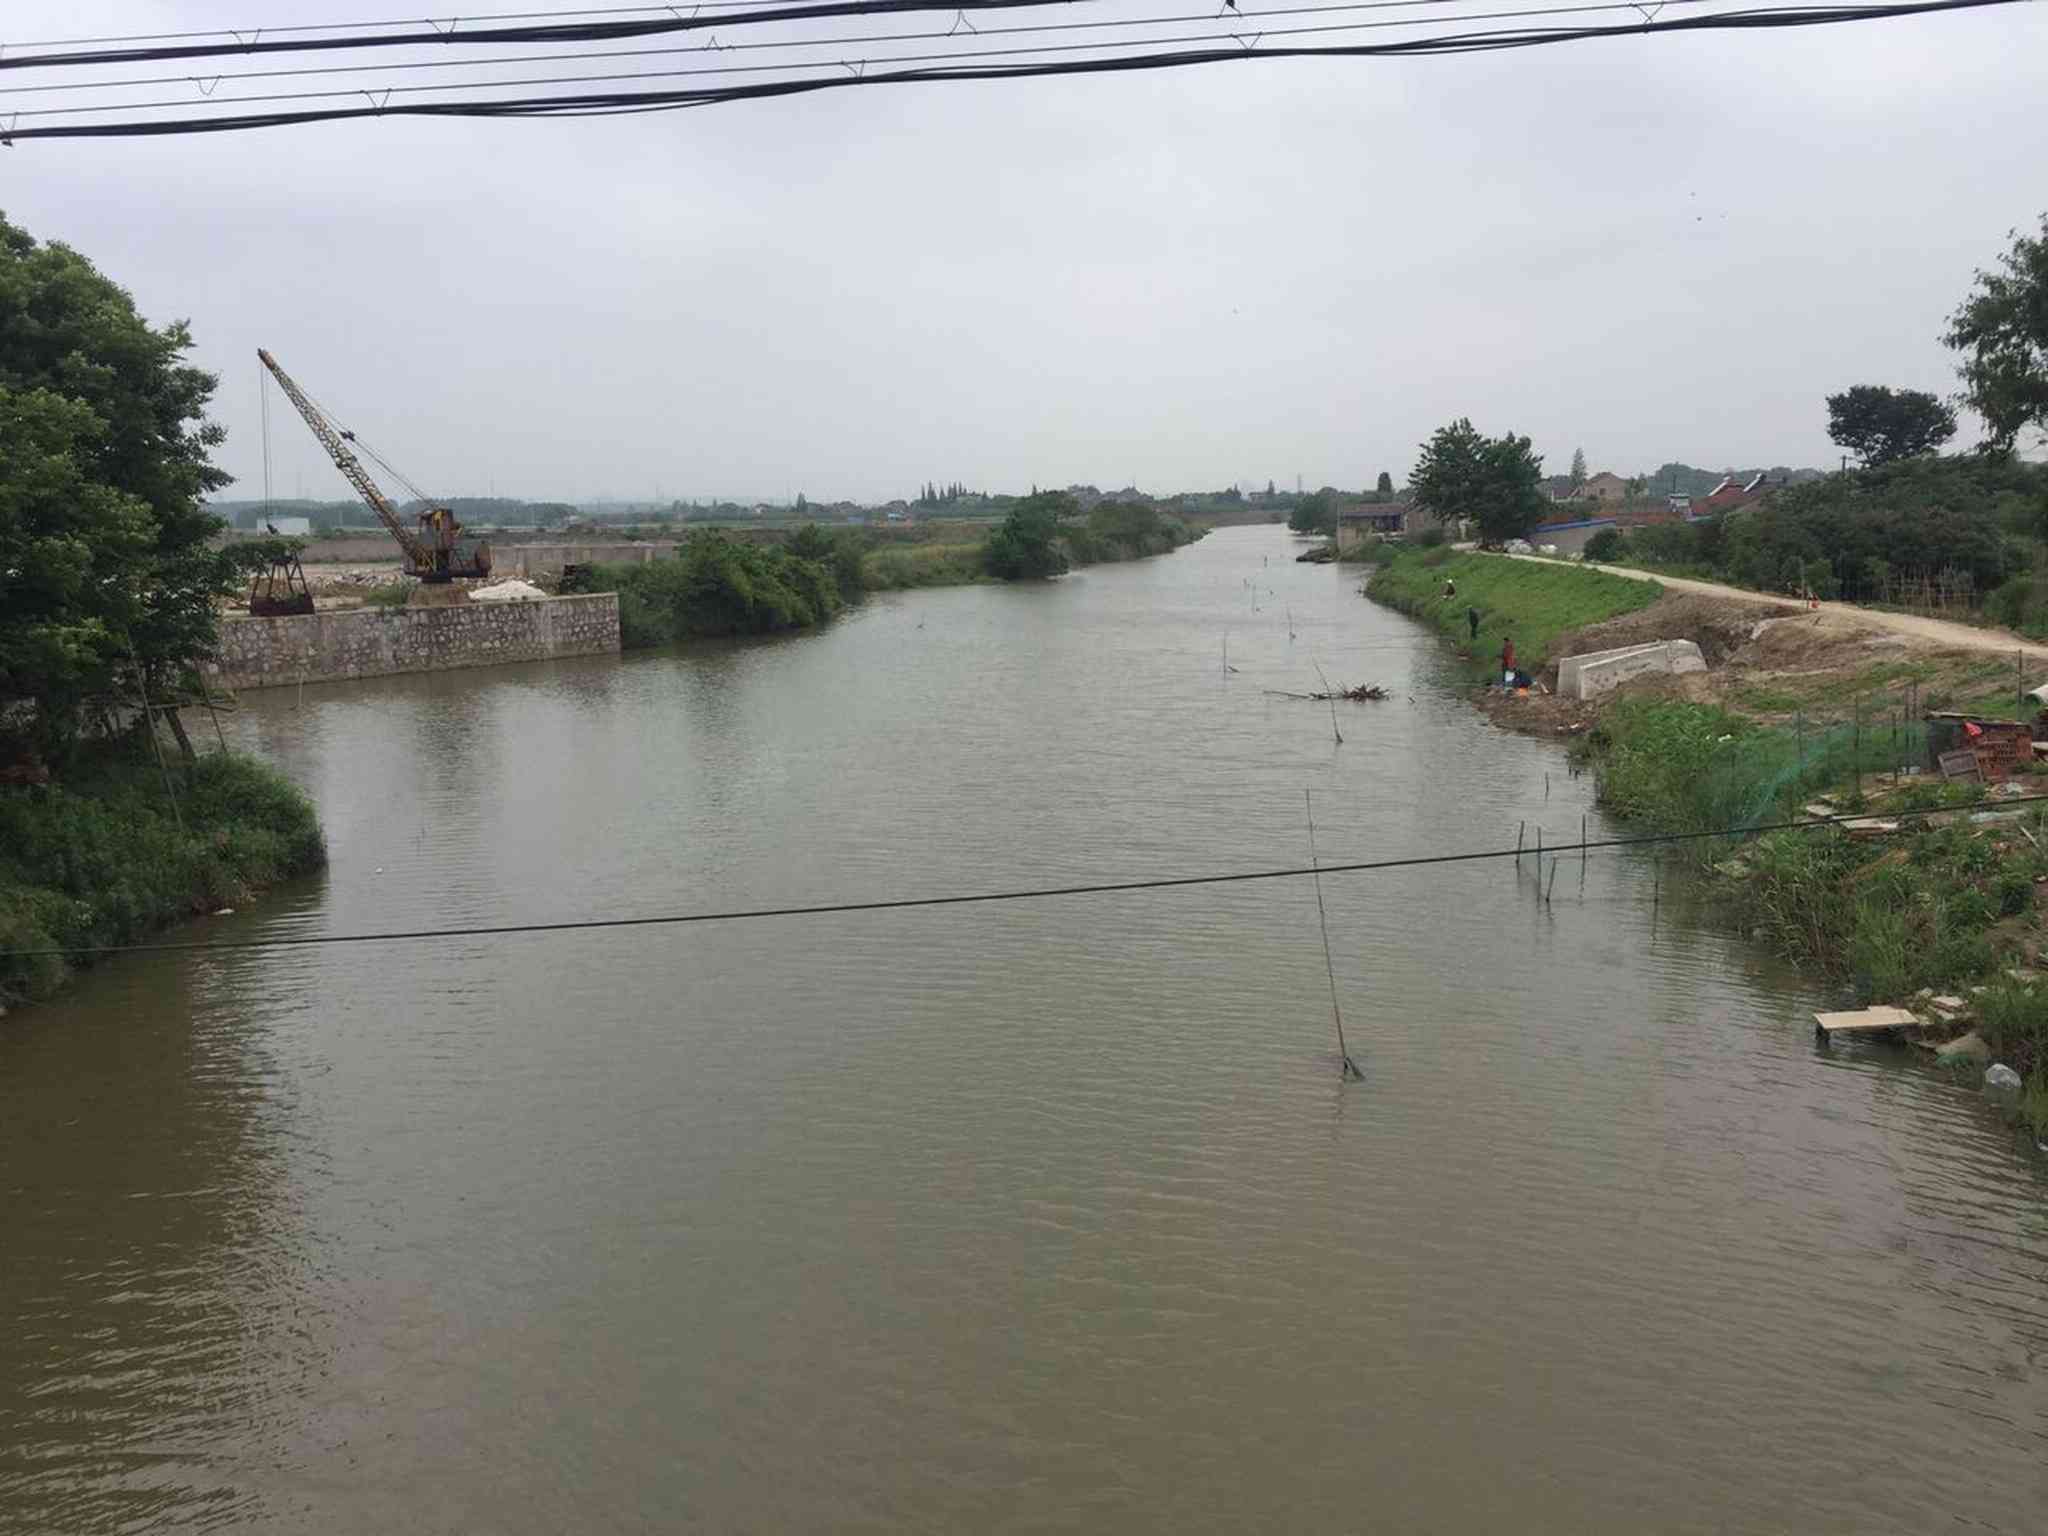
1496,552,2048,661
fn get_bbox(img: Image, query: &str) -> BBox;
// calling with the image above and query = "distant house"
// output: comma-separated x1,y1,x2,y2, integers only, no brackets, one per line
1666,494,1693,516
1698,472,1767,513
267,515,312,536
1578,472,1629,504
1336,503,1409,552
1541,475,1578,503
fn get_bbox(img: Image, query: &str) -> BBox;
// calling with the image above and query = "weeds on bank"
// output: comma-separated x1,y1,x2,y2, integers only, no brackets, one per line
0,744,326,1007
1581,699,2048,1107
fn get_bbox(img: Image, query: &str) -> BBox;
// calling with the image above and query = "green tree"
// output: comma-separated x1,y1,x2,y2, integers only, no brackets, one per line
1569,447,1588,487
1289,489,1336,535
1824,384,1957,465
1410,419,1545,543
1,212,249,765
1375,471,1394,497
984,492,1071,580
1945,214,2048,455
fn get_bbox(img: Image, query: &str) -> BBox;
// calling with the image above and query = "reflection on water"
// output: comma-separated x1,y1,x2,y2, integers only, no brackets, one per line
3,527,2045,1533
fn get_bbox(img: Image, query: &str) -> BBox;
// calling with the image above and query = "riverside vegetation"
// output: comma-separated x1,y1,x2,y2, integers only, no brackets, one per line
568,496,1206,649
1362,547,1662,678
2,213,329,1010
0,751,325,1008
1363,546,2048,1136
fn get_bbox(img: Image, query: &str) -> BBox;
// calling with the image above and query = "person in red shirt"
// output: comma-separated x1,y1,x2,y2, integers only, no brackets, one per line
1499,633,1516,684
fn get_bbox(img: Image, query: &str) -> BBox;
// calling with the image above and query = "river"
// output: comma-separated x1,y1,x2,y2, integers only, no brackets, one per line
3,526,2044,1532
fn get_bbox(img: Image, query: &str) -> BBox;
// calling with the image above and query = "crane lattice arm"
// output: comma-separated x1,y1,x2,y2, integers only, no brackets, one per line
257,348,433,571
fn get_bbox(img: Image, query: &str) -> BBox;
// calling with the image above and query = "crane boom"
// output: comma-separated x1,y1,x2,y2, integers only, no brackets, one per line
257,348,432,569
256,349,488,582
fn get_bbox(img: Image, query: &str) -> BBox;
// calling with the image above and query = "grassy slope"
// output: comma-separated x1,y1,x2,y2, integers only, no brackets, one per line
0,750,326,1008
1366,550,1662,675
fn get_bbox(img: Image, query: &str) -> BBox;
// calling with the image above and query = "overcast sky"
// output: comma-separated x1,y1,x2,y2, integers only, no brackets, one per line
5,1,2045,503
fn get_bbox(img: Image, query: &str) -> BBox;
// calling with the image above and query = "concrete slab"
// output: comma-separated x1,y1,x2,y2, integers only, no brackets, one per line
1557,640,1707,701
1814,1006,1919,1036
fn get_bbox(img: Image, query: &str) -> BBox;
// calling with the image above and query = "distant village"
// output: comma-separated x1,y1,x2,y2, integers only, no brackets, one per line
213,460,1825,550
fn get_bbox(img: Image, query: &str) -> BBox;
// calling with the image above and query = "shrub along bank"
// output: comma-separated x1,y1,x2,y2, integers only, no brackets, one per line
0,748,326,1008
1584,455,2048,608
576,508,1206,650
1365,548,1661,678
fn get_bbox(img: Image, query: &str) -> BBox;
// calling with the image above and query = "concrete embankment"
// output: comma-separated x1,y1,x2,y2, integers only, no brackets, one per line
206,592,619,691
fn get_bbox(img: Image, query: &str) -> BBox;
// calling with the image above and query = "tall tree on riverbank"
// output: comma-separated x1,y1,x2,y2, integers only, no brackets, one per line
1569,447,1588,487
0,212,253,765
1825,384,1957,465
984,491,1071,579
1410,419,1545,544
1289,489,1337,534
1946,214,2048,456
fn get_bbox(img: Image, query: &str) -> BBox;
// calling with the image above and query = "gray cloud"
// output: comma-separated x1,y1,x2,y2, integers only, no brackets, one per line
7,2,2044,502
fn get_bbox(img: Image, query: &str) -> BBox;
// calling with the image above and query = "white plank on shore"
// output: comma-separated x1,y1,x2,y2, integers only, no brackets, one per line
1814,1006,1920,1034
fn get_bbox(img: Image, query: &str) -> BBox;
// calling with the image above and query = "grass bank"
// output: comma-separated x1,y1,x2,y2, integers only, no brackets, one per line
1365,548,1662,676
1577,697,2048,1134
0,748,326,1009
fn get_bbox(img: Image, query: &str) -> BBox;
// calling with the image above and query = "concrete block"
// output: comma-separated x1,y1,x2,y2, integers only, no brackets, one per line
1557,640,1707,701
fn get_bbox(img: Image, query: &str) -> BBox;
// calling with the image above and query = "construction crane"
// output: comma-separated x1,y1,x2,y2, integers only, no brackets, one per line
257,348,490,583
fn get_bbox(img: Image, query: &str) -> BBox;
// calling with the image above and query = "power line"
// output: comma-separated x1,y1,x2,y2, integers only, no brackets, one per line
0,1,2020,137
7,1,839,51
0,1,1751,118
9,793,2035,961
0,0,1100,72
0,0,1638,101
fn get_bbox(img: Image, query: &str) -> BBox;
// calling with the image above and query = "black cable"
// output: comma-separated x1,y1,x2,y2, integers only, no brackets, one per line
0,0,1669,101
9,792,2037,960
10,1,818,51
0,1,1750,117
0,0,1099,72
0,1,2018,137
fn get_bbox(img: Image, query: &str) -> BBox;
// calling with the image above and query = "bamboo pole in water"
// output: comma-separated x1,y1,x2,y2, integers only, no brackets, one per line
1304,789,1362,1081
1311,660,1343,745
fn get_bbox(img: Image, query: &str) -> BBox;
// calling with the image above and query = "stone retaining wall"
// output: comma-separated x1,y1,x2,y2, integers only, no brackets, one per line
206,592,620,691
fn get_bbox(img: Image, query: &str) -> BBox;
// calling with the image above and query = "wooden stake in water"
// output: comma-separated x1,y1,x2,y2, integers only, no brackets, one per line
1517,821,1525,867
1305,789,1362,1081
1545,860,1559,905
1311,660,1343,745
1580,813,1588,896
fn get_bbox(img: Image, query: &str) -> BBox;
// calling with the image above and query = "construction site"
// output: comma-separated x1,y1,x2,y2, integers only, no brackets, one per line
218,350,621,689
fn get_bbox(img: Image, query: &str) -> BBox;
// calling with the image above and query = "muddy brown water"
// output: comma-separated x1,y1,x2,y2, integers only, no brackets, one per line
4,526,2045,1533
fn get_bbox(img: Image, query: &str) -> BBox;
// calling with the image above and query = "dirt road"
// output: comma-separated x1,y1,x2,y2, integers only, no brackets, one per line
1506,554,2048,660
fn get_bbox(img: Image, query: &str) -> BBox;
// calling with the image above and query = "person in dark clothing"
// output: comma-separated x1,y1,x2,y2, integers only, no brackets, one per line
1466,606,1481,641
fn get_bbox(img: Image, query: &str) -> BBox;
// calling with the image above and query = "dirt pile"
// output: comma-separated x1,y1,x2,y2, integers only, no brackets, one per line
1541,594,1798,686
